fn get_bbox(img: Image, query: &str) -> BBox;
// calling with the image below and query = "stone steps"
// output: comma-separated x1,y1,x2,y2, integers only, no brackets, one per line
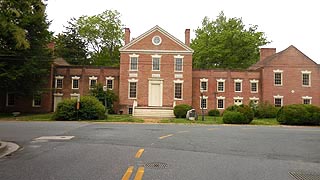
133,107,175,118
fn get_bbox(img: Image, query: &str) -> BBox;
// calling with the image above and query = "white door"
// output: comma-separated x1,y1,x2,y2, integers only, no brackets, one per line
148,80,163,106
53,95,63,112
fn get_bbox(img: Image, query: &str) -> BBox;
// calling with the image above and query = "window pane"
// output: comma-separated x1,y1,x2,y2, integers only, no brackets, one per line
235,82,241,92
175,83,182,99
274,73,282,85
33,94,41,106
251,83,257,92
129,82,137,98
200,98,207,109
175,58,182,71
274,98,282,107
56,79,63,89
218,99,224,109
302,74,310,86
201,82,207,91
130,57,138,70
90,80,96,88
303,99,311,104
152,58,160,71
218,82,224,92
107,80,113,89
73,80,79,89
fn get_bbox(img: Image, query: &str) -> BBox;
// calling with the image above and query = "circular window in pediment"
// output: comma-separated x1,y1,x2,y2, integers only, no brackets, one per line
152,36,162,45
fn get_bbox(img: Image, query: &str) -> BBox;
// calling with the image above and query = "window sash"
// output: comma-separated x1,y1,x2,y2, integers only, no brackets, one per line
107,79,113,89
129,82,137,98
175,58,183,71
90,79,97,88
200,98,207,109
72,79,79,89
274,73,282,85
130,57,138,70
235,82,241,92
217,99,224,109
33,94,41,107
56,79,63,89
251,82,257,92
174,83,182,99
201,82,207,91
274,98,282,107
302,74,310,86
303,99,311,104
152,58,160,71
217,82,224,92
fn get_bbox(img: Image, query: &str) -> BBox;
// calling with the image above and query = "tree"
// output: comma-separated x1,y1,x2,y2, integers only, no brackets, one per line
191,11,270,69
89,83,118,113
77,10,123,66
0,0,52,95
54,19,88,65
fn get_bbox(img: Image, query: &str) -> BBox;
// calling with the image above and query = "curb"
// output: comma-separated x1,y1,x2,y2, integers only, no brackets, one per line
0,141,19,158
0,141,8,154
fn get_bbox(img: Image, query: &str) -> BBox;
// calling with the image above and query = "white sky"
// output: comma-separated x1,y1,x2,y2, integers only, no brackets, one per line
46,0,320,63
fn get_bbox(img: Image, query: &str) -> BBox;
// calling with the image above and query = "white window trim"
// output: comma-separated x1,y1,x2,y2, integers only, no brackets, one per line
174,82,183,100
233,96,243,106
216,79,226,92
301,71,311,87
273,95,284,107
151,54,161,71
200,78,208,92
217,96,225,109
273,69,283,73
88,76,97,90
128,79,138,99
302,96,312,104
234,79,242,92
106,76,115,90
274,69,283,86
72,76,80,89
250,79,259,93
152,36,162,45
174,55,184,72
200,95,208,109
129,54,139,71
70,93,80,100
32,94,41,107
55,75,64,89
249,97,259,104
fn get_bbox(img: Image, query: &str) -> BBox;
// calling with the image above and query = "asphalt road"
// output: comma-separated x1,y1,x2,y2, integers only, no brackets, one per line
0,121,319,180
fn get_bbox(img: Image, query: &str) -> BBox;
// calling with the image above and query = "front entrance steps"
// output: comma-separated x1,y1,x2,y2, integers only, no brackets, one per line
133,107,175,118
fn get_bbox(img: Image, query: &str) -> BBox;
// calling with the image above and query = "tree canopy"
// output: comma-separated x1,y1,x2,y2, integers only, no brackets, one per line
0,0,52,95
191,11,270,69
54,10,124,66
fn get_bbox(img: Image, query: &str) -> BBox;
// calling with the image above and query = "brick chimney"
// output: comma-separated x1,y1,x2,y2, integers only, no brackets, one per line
260,48,276,61
124,28,130,45
185,29,190,47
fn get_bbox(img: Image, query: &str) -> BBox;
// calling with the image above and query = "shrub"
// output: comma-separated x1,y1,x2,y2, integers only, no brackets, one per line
53,96,106,121
223,104,254,124
174,104,192,118
255,101,279,118
223,111,247,124
208,109,220,116
277,104,320,125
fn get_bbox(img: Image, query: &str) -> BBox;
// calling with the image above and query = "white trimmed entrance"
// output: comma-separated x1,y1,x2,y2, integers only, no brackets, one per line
148,79,163,106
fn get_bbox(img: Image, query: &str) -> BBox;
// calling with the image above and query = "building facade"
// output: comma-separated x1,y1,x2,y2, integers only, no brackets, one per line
1,26,319,117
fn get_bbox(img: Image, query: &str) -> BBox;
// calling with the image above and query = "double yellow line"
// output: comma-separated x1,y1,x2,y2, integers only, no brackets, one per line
121,149,145,180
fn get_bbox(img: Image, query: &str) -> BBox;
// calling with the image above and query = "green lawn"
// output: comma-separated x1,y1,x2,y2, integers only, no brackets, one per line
161,116,224,124
94,114,144,123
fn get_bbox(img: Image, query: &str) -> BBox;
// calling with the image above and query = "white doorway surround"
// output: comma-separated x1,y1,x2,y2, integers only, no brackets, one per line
148,79,163,107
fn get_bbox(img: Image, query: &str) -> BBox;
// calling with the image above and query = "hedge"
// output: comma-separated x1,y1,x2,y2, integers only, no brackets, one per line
277,104,320,125
174,104,192,118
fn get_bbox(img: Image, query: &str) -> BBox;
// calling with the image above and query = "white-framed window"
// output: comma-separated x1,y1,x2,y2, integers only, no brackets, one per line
249,97,259,105
274,95,283,107
250,79,259,93
174,55,184,72
6,93,15,106
200,78,208,92
128,79,138,99
274,69,283,86
152,55,161,71
233,96,243,106
234,79,242,92
70,93,80,100
32,93,41,107
89,76,97,89
301,70,311,87
72,76,80,89
174,80,183,100
217,96,225,109
106,76,114,90
55,75,64,89
302,96,312,104
217,79,225,92
200,96,208,109
129,54,139,71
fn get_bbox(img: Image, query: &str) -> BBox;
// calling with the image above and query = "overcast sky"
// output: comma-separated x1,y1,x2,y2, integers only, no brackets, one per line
46,0,319,63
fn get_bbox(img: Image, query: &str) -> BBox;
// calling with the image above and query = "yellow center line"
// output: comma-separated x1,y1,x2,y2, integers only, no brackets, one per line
159,134,174,139
135,149,145,158
134,167,144,180
121,166,134,180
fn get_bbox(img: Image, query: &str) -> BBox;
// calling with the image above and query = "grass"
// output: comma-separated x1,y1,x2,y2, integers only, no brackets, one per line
250,118,280,125
0,113,54,121
161,116,224,124
94,114,144,123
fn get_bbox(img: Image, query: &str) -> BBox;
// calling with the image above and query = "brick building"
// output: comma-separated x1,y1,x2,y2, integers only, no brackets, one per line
1,26,319,117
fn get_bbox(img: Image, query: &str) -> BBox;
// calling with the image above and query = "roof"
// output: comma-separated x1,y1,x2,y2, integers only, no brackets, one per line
119,25,193,53
53,58,70,66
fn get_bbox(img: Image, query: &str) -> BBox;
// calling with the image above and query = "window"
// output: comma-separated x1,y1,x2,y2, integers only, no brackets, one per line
174,55,184,72
274,95,283,107
302,96,312,104
217,96,225,109
200,96,208,109
6,93,15,106
70,93,80,100
302,71,311,87
106,77,114,90
274,69,283,86
217,79,225,92
89,76,97,89
249,97,259,105
234,79,242,92
128,107,133,114
200,78,208,91
129,81,137,99
32,93,41,107
129,54,139,71
152,55,161,71
55,75,64,89
250,79,259,93
234,96,243,106
72,76,80,89
174,83,182,100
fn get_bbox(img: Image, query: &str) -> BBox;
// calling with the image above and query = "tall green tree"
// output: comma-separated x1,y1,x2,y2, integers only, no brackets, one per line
0,0,52,94
191,11,270,69
54,19,88,65
77,9,123,66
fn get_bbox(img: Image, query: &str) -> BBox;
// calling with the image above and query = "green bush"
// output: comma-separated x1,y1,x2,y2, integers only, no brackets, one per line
53,96,106,121
223,111,247,124
174,104,192,118
255,101,279,118
277,104,320,125
223,104,254,124
208,109,220,116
